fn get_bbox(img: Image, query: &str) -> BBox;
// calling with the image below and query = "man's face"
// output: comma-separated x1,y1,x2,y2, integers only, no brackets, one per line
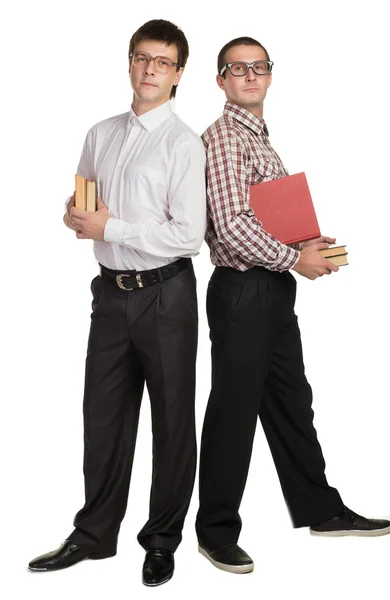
129,40,183,110
217,45,272,113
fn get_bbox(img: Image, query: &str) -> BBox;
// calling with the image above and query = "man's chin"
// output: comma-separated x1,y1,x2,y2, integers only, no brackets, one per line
136,91,161,103
238,99,262,110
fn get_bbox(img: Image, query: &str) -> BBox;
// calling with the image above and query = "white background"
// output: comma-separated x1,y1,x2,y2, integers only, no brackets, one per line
1,0,389,598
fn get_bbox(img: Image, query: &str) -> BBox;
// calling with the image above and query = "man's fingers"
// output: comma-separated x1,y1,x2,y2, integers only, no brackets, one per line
64,214,77,231
325,260,339,273
315,263,338,278
70,206,87,218
310,242,330,251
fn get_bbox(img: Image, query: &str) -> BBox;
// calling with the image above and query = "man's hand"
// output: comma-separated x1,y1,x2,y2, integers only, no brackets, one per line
292,242,339,280
70,198,111,241
301,235,336,248
63,193,77,231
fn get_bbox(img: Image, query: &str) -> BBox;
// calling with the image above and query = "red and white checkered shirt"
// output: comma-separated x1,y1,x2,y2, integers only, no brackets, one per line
202,102,300,272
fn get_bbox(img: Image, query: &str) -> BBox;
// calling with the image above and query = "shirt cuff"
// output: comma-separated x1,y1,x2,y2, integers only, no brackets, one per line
104,218,127,244
289,242,301,250
272,244,300,271
64,195,72,214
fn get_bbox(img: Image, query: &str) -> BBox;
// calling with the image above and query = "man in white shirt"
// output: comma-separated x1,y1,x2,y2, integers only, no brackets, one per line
28,19,206,587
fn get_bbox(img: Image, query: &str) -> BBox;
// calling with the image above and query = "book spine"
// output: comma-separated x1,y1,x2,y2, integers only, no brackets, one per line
86,180,97,212
75,175,86,210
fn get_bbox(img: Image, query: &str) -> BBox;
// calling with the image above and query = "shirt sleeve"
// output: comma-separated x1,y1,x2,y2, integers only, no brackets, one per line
104,134,207,258
76,129,95,181
64,129,95,213
206,133,299,271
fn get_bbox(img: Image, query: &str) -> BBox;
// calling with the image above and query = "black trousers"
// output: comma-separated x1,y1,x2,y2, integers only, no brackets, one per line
68,260,198,554
196,266,344,549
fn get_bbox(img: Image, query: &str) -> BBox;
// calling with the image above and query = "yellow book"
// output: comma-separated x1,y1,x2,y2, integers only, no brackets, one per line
86,180,97,212
319,245,347,258
319,245,348,266
325,253,348,266
75,174,86,210
75,175,97,211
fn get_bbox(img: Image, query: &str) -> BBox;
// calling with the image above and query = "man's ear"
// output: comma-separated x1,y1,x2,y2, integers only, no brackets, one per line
128,60,132,75
216,74,225,91
173,67,184,88
266,73,272,89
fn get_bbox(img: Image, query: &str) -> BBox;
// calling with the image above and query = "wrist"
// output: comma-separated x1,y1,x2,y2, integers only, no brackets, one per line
291,252,302,272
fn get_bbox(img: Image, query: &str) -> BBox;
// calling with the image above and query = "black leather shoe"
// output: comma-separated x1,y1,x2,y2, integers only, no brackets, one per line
310,506,390,537
142,548,174,587
198,543,254,573
28,539,116,571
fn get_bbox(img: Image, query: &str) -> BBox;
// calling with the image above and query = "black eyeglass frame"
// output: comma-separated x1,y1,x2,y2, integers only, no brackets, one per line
220,60,274,77
129,51,180,72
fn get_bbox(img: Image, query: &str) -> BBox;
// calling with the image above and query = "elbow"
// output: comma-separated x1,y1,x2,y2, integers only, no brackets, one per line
176,220,206,254
192,220,207,252
215,220,238,247
186,227,206,254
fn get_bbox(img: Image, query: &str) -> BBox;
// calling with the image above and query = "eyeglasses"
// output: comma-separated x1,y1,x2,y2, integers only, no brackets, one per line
130,51,179,74
220,60,274,77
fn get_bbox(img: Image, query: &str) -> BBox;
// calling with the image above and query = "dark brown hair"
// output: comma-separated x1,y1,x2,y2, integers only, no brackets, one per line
129,19,189,98
218,36,270,77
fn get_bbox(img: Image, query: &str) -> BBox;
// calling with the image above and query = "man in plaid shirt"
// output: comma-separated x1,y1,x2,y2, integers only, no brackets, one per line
196,36,390,574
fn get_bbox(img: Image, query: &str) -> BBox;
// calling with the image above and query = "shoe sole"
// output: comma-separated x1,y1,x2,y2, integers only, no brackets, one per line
27,551,116,572
198,545,254,574
310,525,390,538
142,572,173,587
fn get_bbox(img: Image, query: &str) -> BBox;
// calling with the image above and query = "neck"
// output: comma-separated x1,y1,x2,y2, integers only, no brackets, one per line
251,106,264,121
241,103,264,121
132,96,168,116
227,98,264,121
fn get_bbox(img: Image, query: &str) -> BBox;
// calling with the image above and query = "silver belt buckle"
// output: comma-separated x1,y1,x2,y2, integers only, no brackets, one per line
116,274,132,290
115,273,144,290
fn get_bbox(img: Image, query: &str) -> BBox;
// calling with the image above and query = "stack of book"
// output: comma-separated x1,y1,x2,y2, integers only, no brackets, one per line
75,174,97,212
319,245,348,266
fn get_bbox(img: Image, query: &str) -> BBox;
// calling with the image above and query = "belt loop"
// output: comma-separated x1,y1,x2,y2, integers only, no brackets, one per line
156,267,164,283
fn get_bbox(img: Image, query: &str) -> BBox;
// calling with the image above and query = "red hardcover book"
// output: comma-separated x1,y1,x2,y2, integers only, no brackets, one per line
249,172,321,245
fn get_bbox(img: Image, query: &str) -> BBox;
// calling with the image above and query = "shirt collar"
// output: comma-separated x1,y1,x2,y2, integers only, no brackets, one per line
128,100,173,133
223,101,269,137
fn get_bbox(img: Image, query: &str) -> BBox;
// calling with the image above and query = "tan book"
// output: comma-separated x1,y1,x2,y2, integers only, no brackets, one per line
75,174,86,210
324,253,348,266
86,179,97,212
75,174,97,211
319,245,347,258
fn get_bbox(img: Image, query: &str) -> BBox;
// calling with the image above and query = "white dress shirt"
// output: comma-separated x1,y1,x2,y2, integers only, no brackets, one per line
76,100,207,271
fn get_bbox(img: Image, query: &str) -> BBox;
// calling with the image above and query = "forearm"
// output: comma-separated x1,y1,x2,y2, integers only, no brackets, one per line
104,217,205,257
217,214,300,271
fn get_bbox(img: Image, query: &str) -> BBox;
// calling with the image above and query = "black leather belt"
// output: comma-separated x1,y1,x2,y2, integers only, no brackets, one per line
100,258,189,291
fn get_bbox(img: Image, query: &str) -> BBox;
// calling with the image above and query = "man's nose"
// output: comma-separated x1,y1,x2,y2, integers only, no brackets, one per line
245,66,256,81
144,58,156,75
